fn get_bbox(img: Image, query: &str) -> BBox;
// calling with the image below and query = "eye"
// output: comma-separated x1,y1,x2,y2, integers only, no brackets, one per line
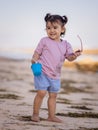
54,26,58,29
46,26,50,30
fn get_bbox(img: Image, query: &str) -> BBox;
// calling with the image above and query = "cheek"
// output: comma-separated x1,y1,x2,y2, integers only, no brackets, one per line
46,30,50,34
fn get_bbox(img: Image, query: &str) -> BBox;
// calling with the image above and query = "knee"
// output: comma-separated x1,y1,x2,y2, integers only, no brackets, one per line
37,90,46,99
49,93,57,99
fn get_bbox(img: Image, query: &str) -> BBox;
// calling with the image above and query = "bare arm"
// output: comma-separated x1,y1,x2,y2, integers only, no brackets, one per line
67,50,81,61
31,51,40,64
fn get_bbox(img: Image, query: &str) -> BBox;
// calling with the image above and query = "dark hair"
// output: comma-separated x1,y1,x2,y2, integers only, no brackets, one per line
44,13,68,36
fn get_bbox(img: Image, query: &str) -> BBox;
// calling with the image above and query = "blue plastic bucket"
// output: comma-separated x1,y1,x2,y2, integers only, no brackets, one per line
31,63,42,76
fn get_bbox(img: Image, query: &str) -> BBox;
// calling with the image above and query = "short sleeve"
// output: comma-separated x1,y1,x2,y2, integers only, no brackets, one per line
34,38,44,55
65,41,74,56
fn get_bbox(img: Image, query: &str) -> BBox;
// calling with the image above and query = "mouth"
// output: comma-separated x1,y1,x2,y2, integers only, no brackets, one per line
50,34,56,37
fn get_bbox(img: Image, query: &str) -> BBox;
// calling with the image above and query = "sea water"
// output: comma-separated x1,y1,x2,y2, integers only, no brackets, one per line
0,49,32,60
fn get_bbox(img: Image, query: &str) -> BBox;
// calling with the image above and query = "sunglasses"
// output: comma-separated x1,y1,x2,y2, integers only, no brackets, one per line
77,35,83,52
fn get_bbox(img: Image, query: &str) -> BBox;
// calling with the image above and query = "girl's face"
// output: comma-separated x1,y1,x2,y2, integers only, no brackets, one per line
46,21,65,42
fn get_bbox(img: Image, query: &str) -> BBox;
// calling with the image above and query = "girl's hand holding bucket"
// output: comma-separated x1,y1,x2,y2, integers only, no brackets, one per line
31,62,42,76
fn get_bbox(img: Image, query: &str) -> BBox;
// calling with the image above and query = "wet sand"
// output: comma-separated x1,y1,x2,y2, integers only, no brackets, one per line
0,57,98,130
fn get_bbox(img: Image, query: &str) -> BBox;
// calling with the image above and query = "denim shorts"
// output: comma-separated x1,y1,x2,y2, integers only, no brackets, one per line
34,72,60,93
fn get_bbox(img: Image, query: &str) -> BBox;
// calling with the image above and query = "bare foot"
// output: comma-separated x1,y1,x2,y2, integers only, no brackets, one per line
46,116,63,123
31,115,40,122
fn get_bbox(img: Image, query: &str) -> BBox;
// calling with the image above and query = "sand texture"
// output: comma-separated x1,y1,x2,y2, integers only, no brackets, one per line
0,57,98,130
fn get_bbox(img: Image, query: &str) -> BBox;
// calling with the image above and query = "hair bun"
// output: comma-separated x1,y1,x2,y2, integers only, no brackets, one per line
44,13,51,22
62,16,68,24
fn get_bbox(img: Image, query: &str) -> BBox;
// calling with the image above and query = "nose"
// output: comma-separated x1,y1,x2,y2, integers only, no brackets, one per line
50,28,54,32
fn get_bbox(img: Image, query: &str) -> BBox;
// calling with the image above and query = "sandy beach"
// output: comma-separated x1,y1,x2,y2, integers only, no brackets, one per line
0,57,98,130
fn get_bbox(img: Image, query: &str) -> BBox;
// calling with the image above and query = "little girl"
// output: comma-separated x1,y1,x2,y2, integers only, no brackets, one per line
31,13,81,123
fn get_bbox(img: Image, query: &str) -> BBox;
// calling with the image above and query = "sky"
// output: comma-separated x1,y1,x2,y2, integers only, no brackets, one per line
0,0,98,50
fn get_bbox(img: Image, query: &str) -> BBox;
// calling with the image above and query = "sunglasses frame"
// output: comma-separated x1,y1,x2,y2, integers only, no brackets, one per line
77,35,83,52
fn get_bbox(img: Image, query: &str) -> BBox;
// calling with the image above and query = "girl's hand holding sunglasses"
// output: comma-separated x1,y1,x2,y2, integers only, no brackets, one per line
66,35,83,61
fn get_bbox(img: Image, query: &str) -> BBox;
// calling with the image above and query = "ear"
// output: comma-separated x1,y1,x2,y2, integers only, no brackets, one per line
61,27,65,33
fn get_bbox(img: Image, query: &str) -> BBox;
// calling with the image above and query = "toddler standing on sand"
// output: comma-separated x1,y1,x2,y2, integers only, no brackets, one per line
31,13,81,123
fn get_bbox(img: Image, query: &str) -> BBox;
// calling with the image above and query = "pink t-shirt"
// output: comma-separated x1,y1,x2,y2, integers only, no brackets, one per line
34,37,73,79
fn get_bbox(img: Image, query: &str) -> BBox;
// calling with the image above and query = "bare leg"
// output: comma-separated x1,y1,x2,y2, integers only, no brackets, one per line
47,92,62,123
31,90,47,122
